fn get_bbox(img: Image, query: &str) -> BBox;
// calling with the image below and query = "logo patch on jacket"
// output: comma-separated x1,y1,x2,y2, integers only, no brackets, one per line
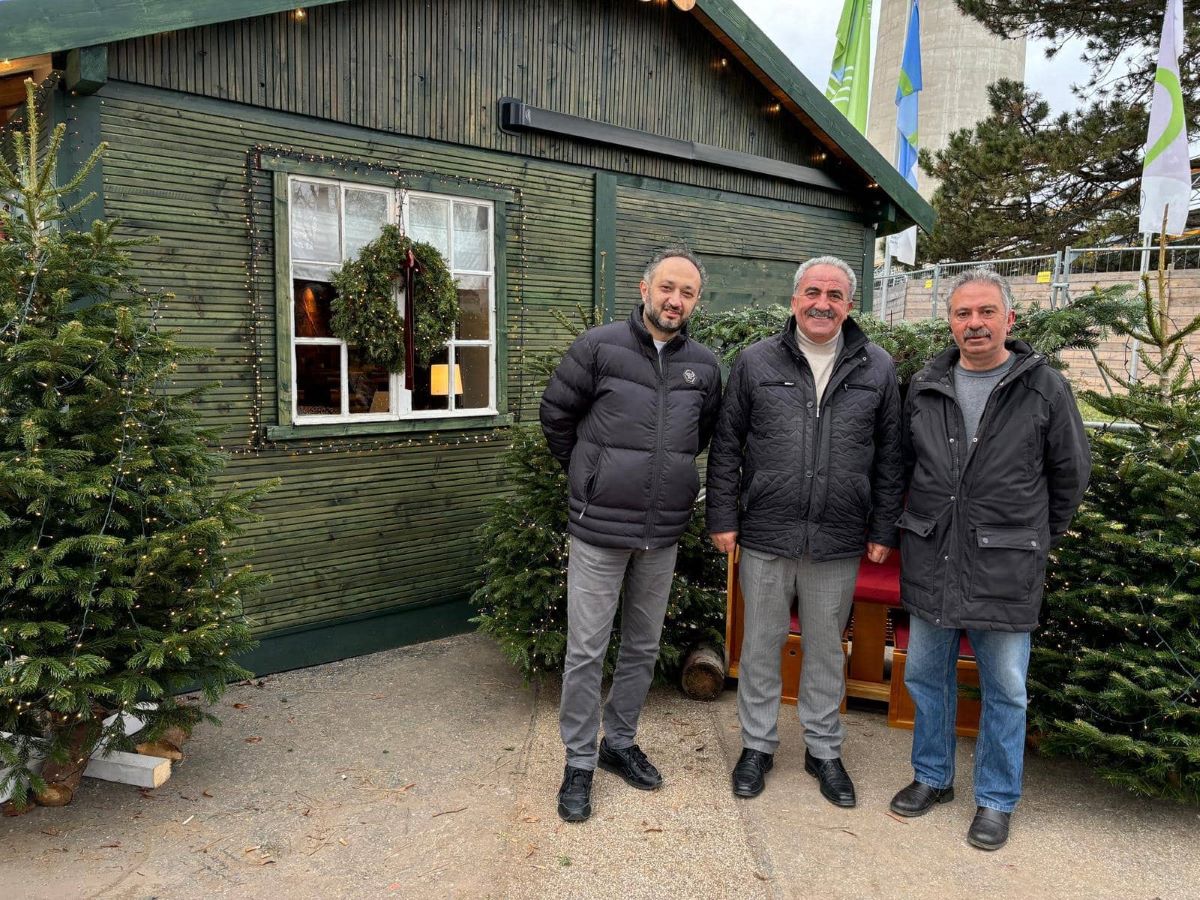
683,369,697,384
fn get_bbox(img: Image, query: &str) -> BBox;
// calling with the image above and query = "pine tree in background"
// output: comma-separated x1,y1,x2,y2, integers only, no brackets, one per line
0,83,271,808
471,307,726,684
1032,258,1200,802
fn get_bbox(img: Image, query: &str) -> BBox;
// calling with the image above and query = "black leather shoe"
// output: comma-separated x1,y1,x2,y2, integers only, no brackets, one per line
804,750,856,808
557,765,594,822
598,738,663,790
967,807,1011,850
731,748,774,798
889,780,955,817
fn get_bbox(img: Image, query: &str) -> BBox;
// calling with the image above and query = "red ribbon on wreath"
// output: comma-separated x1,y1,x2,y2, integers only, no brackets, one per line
403,247,419,390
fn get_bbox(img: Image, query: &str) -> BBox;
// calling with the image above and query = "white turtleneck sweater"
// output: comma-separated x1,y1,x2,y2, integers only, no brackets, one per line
796,327,844,412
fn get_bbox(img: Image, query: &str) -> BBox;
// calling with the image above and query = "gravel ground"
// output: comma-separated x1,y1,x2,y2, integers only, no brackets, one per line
1,632,1196,899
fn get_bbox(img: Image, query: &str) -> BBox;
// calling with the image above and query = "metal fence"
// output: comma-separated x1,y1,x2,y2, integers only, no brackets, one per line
875,245,1200,318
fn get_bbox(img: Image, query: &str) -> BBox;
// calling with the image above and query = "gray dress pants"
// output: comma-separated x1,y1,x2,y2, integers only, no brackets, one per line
737,548,859,758
560,535,678,770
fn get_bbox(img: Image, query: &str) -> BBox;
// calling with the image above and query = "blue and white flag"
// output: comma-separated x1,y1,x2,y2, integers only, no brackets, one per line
888,0,922,265
1140,0,1191,235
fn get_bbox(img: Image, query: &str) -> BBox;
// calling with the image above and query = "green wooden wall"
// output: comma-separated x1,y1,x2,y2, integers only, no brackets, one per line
610,182,867,321
105,0,858,214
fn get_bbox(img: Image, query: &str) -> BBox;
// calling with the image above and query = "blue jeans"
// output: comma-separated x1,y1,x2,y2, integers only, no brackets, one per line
904,614,1031,812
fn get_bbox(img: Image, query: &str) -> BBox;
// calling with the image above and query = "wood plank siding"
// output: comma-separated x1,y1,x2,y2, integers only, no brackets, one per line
105,0,855,213
81,0,878,662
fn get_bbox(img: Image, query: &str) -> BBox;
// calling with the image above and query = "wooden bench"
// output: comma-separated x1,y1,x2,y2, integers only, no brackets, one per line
724,549,899,706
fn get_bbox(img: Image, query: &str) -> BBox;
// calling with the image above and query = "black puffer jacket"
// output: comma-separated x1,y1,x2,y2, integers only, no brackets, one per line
705,316,904,560
539,306,722,550
899,340,1090,631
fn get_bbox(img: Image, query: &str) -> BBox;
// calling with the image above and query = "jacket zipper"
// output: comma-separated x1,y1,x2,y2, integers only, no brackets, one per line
644,346,669,549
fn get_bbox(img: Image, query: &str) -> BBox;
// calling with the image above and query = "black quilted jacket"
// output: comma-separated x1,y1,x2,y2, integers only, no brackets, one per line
705,316,904,560
539,306,722,550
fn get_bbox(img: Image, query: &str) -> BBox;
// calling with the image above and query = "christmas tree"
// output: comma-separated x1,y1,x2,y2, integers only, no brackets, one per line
1031,246,1200,802
1,82,271,808
471,307,726,683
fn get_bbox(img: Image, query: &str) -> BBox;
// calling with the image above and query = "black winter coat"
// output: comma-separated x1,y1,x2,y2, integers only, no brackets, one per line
539,306,722,550
899,340,1090,632
705,317,904,560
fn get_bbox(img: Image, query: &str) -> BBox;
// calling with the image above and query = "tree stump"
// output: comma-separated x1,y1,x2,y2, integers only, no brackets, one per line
681,643,726,701
34,713,103,807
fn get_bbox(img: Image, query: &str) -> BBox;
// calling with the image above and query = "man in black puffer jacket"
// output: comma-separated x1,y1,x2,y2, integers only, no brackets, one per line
539,247,721,824
706,256,904,808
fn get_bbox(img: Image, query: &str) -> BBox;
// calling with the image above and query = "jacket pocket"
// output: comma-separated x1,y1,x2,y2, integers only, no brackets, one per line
578,450,606,521
896,508,937,593
970,524,1042,603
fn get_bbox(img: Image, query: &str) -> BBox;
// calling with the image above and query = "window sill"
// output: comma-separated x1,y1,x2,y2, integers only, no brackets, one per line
263,413,513,441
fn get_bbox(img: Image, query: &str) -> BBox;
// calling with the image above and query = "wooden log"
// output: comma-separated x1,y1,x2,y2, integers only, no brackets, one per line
680,642,726,701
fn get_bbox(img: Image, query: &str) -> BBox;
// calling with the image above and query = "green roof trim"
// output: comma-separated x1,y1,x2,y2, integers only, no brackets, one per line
0,0,344,60
694,0,934,234
0,0,932,233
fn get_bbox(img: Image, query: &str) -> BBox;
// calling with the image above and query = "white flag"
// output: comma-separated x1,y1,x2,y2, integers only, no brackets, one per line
1140,0,1191,235
888,227,917,266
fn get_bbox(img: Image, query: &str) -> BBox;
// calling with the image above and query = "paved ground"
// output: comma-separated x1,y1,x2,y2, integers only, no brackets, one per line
1,632,1197,899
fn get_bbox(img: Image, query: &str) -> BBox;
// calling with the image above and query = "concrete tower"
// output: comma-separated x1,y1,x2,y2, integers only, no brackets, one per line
867,0,1026,201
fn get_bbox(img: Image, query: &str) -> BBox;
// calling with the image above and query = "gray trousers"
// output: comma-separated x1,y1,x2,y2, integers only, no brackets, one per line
560,535,678,770
737,548,859,758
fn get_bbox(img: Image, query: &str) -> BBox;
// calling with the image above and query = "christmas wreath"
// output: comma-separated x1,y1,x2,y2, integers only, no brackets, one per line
330,223,458,372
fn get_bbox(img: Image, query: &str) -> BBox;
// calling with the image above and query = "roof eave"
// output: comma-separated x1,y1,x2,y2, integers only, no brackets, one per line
693,0,934,234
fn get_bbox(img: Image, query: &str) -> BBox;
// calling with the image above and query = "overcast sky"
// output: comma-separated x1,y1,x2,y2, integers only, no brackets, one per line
736,0,1093,117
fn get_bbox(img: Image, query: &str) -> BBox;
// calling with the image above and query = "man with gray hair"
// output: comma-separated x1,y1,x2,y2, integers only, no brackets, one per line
706,255,904,806
888,268,1089,850
541,246,721,822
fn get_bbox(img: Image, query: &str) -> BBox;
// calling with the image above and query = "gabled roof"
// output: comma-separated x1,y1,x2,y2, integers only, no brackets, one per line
0,0,933,233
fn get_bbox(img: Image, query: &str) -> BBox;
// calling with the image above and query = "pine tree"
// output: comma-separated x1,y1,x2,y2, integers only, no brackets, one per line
471,308,726,684
1031,246,1200,802
921,80,1144,260
923,2,1200,259
0,82,271,808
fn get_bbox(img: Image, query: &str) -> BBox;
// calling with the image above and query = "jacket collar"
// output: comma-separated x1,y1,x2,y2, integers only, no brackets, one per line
780,314,869,358
917,338,1042,388
629,303,688,351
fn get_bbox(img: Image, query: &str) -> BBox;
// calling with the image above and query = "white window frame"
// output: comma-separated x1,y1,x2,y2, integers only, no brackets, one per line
287,174,497,425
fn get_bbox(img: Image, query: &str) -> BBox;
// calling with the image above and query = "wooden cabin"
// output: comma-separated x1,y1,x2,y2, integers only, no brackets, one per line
0,0,932,673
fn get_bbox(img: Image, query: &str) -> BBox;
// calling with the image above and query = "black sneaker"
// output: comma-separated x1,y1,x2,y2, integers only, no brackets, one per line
598,738,663,790
557,765,593,822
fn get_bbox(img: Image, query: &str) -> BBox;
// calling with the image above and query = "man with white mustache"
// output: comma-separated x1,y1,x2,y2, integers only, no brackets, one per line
889,269,1089,850
706,256,904,807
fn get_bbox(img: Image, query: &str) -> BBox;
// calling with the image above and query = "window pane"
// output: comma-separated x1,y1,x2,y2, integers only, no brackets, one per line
293,280,335,338
455,274,490,341
290,181,340,262
455,346,490,410
410,347,449,412
452,202,489,271
348,350,391,415
409,196,450,256
296,344,342,416
345,189,389,258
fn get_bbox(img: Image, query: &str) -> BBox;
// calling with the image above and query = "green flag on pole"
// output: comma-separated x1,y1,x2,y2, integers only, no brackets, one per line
826,0,873,132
